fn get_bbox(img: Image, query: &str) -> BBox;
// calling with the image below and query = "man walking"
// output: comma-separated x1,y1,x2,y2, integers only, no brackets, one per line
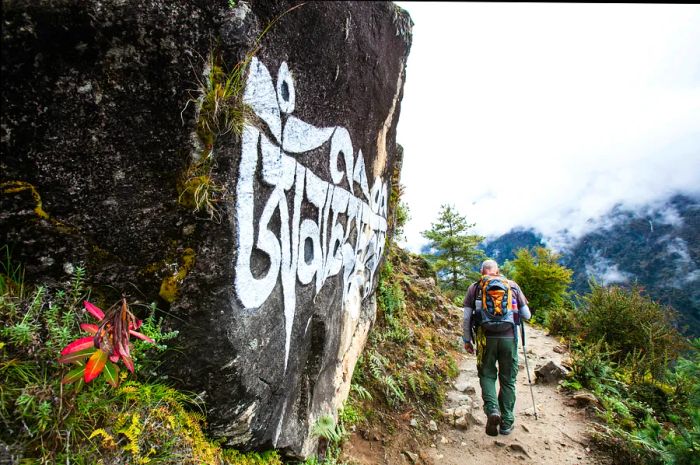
463,259,531,436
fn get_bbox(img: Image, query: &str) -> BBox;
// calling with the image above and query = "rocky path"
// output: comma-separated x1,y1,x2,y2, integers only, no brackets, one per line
342,323,602,465
425,323,598,465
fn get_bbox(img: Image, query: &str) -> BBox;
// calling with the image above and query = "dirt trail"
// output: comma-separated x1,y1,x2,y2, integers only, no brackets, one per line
426,323,597,465
343,324,601,465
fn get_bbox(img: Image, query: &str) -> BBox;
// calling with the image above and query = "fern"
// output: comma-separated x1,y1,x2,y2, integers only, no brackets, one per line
406,373,418,395
368,351,385,381
89,428,117,448
350,383,372,401
117,413,143,458
383,375,406,406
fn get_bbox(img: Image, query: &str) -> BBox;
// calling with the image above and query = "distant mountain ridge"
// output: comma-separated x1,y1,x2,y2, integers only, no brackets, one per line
480,228,545,264
481,194,700,335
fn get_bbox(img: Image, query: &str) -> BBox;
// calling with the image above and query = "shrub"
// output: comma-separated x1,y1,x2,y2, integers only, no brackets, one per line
580,284,688,381
543,300,581,337
567,338,618,391
510,247,573,317
570,294,699,465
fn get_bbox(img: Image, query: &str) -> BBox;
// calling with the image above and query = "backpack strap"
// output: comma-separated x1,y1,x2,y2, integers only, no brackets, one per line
479,275,489,310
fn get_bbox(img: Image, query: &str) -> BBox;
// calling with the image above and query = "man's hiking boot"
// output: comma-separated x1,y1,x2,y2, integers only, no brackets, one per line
499,421,515,435
485,411,501,437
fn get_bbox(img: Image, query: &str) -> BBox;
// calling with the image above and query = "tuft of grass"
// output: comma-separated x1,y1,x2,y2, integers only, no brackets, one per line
179,3,307,222
178,47,250,223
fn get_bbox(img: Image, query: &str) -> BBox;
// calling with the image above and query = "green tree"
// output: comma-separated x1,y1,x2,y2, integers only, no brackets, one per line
510,247,573,317
421,205,485,296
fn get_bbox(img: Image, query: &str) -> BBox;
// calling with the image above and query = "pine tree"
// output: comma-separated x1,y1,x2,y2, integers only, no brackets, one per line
421,205,485,296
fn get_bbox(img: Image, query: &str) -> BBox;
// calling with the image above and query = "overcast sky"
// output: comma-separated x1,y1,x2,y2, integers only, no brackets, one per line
393,2,700,252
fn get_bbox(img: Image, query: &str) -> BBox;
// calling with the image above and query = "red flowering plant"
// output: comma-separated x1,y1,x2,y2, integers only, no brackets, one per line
58,298,154,387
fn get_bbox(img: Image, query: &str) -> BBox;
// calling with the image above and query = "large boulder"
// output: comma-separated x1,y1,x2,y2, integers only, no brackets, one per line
1,0,412,457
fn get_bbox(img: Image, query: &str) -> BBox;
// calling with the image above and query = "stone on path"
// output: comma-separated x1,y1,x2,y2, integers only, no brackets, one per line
466,412,484,426
403,451,419,464
453,378,477,395
508,443,531,458
447,391,472,405
572,390,599,407
535,361,569,384
454,416,470,430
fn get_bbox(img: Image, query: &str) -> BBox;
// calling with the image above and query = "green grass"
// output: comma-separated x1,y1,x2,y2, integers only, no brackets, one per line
179,3,307,222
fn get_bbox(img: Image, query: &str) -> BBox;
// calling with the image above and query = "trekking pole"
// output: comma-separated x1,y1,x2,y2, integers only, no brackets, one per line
520,321,538,420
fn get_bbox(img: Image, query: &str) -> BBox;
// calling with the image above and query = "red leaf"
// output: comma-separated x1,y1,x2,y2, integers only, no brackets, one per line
80,323,99,335
62,365,86,384
84,349,108,382
103,361,120,388
58,348,95,364
110,344,121,362
129,330,155,343
83,301,105,321
60,336,95,355
129,319,143,330
121,353,134,373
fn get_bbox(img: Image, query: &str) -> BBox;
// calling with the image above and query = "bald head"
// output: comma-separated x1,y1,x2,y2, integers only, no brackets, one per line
481,259,499,276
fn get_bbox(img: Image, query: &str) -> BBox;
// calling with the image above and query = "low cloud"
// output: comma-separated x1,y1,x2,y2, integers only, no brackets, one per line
541,195,694,252
395,3,700,253
585,252,633,285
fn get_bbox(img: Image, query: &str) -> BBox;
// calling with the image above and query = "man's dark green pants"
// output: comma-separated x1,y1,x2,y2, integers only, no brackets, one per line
476,331,518,426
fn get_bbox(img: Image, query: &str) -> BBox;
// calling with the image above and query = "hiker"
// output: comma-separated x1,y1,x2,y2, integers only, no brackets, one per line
462,259,531,436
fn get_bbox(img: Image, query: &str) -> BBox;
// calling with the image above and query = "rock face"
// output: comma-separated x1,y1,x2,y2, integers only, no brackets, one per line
1,0,412,457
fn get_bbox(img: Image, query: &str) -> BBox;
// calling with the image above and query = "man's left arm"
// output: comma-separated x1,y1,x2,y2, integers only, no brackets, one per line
512,283,531,321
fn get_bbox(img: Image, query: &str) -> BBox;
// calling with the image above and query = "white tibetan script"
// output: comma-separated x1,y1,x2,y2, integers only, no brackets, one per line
235,58,388,370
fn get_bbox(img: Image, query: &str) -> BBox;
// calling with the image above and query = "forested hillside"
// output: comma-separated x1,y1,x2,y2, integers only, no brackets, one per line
482,194,700,335
564,194,700,333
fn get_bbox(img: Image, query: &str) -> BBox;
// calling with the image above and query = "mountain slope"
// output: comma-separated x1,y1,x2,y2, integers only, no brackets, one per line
481,194,700,335
562,194,700,334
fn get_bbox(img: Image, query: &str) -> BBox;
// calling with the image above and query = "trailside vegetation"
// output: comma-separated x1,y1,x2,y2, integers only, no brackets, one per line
421,204,485,303
536,280,698,464
345,244,459,439
0,251,282,464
